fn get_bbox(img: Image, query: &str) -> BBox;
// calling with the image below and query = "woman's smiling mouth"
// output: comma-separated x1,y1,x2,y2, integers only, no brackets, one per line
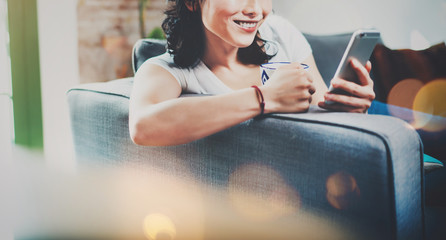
234,20,259,32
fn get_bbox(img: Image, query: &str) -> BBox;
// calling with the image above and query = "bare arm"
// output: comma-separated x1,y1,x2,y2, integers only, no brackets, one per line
129,63,262,146
129,61,314,146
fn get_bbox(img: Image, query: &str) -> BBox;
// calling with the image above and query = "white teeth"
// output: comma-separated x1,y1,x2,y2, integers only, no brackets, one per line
237,22,256,29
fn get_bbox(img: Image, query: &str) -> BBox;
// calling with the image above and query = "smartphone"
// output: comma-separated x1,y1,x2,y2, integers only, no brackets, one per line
327,29,381,96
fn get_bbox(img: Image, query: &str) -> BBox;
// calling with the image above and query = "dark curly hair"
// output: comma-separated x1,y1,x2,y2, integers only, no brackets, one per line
162,0,275,68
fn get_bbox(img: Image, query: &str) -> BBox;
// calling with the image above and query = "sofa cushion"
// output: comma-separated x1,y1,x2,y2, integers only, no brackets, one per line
69,77,134,99
370,42,446,103
303,33,352,86
132,39,167,73
370,43,446,162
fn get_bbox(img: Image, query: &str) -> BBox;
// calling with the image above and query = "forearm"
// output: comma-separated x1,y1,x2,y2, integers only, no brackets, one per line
130,88,260,146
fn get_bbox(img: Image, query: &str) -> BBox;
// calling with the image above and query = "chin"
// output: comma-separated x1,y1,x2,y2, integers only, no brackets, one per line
234,36,257,48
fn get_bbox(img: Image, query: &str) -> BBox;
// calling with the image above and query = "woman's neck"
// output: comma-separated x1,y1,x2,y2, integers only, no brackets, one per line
201,30,240,71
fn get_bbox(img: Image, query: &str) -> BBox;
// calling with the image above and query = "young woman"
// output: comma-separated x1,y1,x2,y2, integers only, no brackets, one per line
129,0,375,146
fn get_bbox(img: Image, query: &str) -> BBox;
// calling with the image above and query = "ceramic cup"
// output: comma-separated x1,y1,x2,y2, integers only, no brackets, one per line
260,62,309,85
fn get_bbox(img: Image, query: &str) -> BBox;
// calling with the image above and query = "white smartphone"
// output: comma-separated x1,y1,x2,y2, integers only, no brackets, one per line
327,29,381,96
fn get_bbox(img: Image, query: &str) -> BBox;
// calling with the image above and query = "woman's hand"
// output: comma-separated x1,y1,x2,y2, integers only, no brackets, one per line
261,62,316,113
318,59,375,113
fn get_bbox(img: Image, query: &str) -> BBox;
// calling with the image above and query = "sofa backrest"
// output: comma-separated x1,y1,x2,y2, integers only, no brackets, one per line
303,33,351,86
132,38,167,73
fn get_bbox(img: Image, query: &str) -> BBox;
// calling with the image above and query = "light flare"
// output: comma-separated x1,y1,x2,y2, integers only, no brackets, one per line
228,164,300,221
143,214,177,240
387,78,423,112
326,172,360,210
412,79,446,132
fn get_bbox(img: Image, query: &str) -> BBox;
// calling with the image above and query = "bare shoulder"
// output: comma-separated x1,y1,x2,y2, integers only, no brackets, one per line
134,61,181,89
131,61,182,106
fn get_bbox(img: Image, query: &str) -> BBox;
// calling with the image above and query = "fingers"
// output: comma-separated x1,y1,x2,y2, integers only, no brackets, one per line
265,63,315,113
350,59,373,86
316,60,374,113
300,70,315,102
274,65,314,89
309,83,316,95
331,78,375,100
365,61,372,73
324,92,372,109
305,69,314,83
296,74,315,100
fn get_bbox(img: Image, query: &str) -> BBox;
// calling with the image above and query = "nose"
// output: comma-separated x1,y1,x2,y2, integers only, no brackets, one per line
241,0,262,18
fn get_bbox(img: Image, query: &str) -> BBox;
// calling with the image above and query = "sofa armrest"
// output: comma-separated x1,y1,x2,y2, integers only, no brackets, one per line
67,78,424,240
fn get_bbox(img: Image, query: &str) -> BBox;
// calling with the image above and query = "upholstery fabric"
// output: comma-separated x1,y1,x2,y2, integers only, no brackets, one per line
303,33,352,86
132,38,167,73
370,42,446,103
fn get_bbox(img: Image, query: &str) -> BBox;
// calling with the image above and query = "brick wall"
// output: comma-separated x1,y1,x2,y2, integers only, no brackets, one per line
77,0,166,83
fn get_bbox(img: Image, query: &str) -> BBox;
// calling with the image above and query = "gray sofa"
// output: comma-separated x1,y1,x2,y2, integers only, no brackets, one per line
67,34,425,239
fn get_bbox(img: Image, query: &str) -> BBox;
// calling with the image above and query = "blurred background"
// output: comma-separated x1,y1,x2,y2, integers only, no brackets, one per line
0,0,445,239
